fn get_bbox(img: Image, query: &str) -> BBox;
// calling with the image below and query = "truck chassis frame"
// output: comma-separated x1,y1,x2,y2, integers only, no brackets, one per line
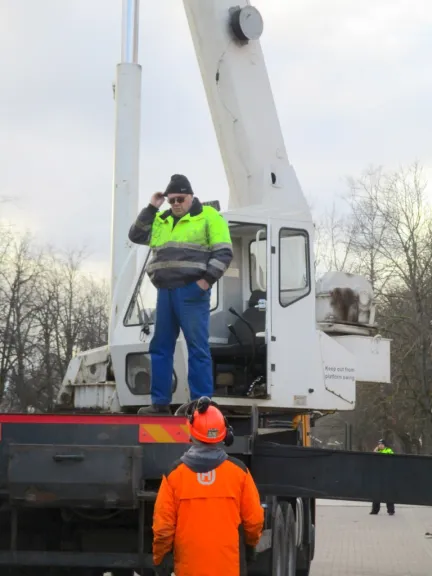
0,411,430,575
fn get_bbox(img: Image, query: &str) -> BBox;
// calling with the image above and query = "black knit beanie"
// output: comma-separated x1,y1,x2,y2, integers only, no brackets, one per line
164,174,194,196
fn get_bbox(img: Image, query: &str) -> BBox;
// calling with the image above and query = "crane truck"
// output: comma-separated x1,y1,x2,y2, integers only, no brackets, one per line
2,1,432,575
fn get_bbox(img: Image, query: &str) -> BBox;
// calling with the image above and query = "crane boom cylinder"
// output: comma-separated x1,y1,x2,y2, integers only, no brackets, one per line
121,0,139,63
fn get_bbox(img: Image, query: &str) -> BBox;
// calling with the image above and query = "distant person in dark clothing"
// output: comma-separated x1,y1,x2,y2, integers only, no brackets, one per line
370,439,395,516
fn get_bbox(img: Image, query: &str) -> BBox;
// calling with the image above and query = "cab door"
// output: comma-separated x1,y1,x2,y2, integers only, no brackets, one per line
267,219,316,408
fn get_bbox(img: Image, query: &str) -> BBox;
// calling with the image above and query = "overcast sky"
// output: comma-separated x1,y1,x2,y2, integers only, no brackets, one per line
1,0,432,276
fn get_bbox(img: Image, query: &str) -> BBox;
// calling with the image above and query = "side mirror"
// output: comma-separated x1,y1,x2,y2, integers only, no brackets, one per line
138,309,151,335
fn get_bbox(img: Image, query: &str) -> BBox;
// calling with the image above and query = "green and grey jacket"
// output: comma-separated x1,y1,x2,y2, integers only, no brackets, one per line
128,198,233,289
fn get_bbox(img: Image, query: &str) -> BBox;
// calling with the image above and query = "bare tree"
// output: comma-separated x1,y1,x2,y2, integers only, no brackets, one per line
314,202,357,275
31,249,109,411
314,163,432,453
0,233,44,409
0,231,109,412
345,166,393,294
372,165,432,449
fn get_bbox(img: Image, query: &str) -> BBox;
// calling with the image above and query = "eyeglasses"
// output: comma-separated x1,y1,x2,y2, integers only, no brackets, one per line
168,196,186,205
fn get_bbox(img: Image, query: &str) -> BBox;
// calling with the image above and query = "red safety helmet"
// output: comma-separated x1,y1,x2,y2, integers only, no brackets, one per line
187,397,232,445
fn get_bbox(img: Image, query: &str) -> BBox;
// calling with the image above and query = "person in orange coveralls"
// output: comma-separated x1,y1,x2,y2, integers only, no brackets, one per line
152,396,264,576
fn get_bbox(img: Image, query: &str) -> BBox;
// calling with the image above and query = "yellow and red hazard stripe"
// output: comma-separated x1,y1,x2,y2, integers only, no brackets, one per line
139,420,190,443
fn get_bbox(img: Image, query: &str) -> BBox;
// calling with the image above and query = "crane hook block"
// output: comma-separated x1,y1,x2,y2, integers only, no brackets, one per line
230,6,264,43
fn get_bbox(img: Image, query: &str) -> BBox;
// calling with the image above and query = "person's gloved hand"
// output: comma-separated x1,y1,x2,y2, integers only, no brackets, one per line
154,554,173,576
246,545,257,564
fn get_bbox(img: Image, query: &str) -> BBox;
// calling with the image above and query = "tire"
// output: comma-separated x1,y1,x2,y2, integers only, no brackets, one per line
281,502,296,576
249,502,286,576
296,502,315,575
271,504,286,576
296,558,311,576
310,523,315,561
296,541,312,576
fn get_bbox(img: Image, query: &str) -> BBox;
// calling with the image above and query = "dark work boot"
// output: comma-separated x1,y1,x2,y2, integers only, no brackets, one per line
137,404,171,415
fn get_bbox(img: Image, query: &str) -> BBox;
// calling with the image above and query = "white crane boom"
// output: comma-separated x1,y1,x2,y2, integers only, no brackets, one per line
183,0,309,218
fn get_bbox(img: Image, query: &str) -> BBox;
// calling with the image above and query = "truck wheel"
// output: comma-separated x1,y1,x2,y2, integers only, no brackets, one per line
295,553,311,576
281,502,297,576
296,538,313,576
272,503,286,575
249,502,285,576
296,500,315,576
310,523,315,561
295,522,314,576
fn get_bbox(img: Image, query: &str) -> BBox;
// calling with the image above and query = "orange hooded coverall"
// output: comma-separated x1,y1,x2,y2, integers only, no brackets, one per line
152,456,264,576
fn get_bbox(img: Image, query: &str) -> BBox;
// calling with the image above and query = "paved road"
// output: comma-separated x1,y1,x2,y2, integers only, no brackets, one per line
310,501,432,576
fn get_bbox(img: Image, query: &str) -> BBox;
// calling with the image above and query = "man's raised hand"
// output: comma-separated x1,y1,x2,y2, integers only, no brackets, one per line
150,192,165,209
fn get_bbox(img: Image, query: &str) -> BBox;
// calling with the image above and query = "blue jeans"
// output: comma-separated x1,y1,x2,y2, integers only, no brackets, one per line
149,282,213,405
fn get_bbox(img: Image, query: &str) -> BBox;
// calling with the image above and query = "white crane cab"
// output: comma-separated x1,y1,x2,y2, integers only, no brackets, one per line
108,207,389,413
58,0,390,414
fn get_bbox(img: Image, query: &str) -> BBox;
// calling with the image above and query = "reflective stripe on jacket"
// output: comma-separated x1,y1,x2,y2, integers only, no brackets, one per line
152,456,264,576
128,198,233,289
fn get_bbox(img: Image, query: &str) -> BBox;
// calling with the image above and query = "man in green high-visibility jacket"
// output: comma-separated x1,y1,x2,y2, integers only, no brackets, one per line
370,439,395,515
129,174,233,415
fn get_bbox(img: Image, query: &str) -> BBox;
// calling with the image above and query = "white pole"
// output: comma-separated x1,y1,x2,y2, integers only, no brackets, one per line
109,0,142,341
